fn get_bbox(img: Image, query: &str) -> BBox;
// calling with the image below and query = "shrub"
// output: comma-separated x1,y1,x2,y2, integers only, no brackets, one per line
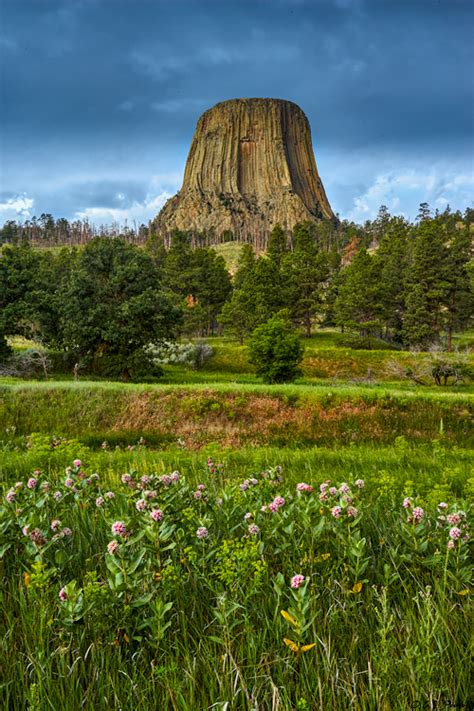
248,314,304,384
145,340,214,371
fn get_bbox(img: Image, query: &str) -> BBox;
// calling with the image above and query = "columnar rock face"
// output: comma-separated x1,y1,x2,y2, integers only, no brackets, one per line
153,98,334,244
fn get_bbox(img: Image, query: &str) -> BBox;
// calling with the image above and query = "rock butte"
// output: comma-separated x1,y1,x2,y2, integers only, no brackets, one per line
153,98,335,247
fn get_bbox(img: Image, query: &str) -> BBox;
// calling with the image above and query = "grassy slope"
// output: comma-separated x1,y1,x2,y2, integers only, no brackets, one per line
1,380,472,450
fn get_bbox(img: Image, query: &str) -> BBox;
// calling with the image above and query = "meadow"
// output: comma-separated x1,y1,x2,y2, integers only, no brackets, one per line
1,363,473,709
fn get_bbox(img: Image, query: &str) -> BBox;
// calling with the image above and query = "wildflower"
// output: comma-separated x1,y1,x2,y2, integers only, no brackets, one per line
261,504,268,512
111,521,127,537
449,527,461,540
160,475,172,486
329,487,338,497
355,479,365,489
59,587,68,601
331,506,342,519
135,498,147,512
216,497,223,507
291,574,305,589
22,525,30,536
194,491,202,500
244,512,253,521
297,482,313,493
42,482,50,492
5,489,15,503
196,526,208,539
339,482,351,494
320,481,330,493
437,502,448,510
319,493,328,502
29,528,45,545
121,473,132,484
53,491,62,501
140,475,151,486
403,497,412,509
268,501,279,513
447,540,455,550
273,496,285,507
412,507,424,524
27,478,37,490
73,459,82,469
65,478,74,488
85,478,92,486
447,513,461,525
170,471,180,482
105,491,115,500
248,524,260,535
249,478,258,486
62,527,72,537
15,481,23,489
95,496,104,507
150,508,164,522
197,483,206,491
51,520,61,532
240,480,250,491
347,506,358,518
107,540,119,555
144,489,157,500
342,495,353,505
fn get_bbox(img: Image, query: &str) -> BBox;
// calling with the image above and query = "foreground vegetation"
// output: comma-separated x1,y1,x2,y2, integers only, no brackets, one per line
1,444,472,710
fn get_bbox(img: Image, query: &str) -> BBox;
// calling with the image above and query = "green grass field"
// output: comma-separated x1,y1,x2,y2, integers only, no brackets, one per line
1,350,473,708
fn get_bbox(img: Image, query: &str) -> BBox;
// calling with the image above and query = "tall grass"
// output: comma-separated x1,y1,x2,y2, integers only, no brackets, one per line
1,452,471,709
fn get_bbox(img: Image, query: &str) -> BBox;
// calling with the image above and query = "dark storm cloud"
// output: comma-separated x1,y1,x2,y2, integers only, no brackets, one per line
1,0,473,222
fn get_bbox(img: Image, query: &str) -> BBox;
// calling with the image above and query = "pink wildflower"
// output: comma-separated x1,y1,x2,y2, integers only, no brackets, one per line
29,528,45,545
291,574,305,589
240,480,250,491
51,520,61,532
135,499,147,512
107,540,119,555
447,513,461,525
59,587,68,601
329,487,338,496
95,496,105,507
53,491,62,501
194,490,202,500
320,482,329,493
73,459,82,469
111,521,127,537
197,484,206,491
42,482,50,492
140,475,151,486
62,527,72,537
261,505,268,512
105,491,115,500
347,506,358,518
339,482,351,494
65,478,74,488
248,524,260,535
22,525,30,536
319,493,328,502
449,527,461,540
297,482,313,493
355,479,365,489
27,478,37,490
447,540,455,550
244,512,253,521
160,475,172,486
403,497,412,509
412,507,424,524
273,496,285,507
331,506,342,519
5,489,15,503
170,471,180,482
437,502,448,510
196,526,208,539
121,473,132,484
249,478,258,486
150,509,164,522
268,501,278,513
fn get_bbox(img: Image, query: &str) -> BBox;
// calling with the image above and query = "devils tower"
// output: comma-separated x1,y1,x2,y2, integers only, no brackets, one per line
153,98,334,245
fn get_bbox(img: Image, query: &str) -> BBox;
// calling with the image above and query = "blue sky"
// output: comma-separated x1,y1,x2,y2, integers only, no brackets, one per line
1,0,473,227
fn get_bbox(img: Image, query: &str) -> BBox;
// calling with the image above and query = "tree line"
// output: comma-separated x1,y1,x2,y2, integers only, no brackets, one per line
0,203,472,379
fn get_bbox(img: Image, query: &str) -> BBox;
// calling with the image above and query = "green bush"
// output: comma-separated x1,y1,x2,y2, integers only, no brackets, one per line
248,314,304,384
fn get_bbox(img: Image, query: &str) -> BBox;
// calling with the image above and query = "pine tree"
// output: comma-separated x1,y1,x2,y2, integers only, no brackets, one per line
334,248,383,336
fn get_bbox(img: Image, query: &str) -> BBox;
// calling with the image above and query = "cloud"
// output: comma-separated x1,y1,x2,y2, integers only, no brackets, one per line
74,191,171,225
347,170,474,222
0,194,34,220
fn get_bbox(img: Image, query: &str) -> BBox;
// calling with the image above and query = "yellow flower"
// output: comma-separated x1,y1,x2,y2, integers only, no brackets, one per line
281,610,298,627
23,572,31,588
283,638,316,654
